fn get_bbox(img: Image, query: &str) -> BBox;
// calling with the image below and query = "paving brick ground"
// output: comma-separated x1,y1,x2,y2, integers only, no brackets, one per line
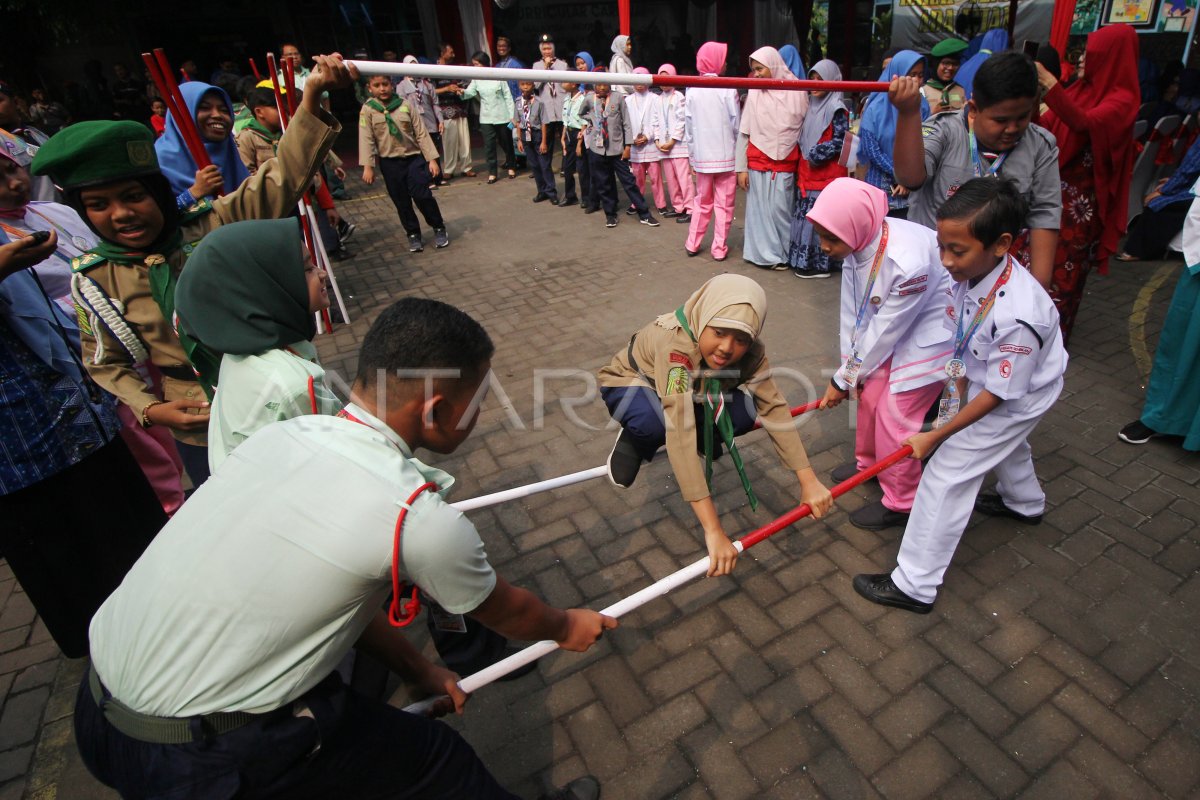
7,143,1199,798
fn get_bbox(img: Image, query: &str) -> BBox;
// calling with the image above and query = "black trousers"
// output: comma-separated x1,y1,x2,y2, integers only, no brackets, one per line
542,120,563,174
0,438,165,657
526,128,558,200
76,671,520,799
1124,199,1192,258
589,151,649,217
379,156,445,236
563,128,591,203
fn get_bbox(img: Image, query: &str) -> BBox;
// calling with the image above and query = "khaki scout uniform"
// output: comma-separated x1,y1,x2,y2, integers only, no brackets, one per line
598,322,810,501
71,106,341,445
357,99,439,166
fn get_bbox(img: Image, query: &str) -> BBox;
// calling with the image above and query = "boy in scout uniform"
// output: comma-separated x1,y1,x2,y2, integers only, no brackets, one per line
359,73,449,253
31,55,357,487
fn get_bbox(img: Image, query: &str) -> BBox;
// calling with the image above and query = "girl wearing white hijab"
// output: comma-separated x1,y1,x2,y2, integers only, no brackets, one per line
736,47,809,268
609,35,634,95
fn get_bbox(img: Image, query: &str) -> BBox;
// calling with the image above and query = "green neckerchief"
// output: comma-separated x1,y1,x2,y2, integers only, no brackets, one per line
926,79,947,90
673,306,758,510
88,229,220,401
367,97,405,141
245,119,281,145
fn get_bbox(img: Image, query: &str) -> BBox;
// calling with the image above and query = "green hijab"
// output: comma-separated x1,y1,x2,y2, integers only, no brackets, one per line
175,219,316,356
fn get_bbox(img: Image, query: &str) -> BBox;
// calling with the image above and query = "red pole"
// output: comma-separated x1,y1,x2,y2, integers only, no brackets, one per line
153,49,213,171
265,53,291,127
619,0,631,36
249,57,262,82
480,0,495,60
739,446,914,549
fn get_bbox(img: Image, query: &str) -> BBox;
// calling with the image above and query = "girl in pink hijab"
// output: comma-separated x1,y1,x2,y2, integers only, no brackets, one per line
656,63,696,222
684,42,741,260
738,46,808,268
807,178,954,531
625,67,666,213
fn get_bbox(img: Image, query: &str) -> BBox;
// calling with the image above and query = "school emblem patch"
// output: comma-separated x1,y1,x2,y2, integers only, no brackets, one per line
126,140,155,168
999,359,1012,378
665,366,689,394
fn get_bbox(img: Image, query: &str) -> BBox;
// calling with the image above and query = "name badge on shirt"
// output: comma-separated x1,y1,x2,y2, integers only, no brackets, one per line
842,354,863,387
934,395,960,429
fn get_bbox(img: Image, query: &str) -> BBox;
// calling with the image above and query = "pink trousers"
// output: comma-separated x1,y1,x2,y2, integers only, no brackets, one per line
659,156,695,215
855,357,944,512
117,403,186,516
630,161,665,210
686,171,736,259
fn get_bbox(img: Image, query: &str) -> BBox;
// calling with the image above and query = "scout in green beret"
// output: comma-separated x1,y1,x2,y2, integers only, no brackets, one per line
924,38,969,114
30,54,357,487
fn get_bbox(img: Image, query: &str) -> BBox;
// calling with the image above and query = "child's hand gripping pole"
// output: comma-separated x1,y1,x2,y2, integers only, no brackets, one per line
406,445,913,716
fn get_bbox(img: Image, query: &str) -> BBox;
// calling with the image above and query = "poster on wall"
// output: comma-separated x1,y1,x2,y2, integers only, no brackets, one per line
1071,0,1104,33
891,0,1055,52
1157,0,1195,31
1104,0,1159,26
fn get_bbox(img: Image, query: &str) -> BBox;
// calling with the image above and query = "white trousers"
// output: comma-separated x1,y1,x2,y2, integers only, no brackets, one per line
891,379,1062,603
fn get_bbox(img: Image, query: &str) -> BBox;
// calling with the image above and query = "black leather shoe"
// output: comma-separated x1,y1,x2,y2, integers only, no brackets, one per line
974,493,1043,524
532,194,550,203
849,500,909,531
853,573,932,614
556,197,578,207
830,462,863,483
607,430,642,488
583,205,601,214
675,213,692,223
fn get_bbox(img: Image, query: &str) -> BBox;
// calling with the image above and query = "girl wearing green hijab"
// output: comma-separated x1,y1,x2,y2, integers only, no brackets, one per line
174,219,339,471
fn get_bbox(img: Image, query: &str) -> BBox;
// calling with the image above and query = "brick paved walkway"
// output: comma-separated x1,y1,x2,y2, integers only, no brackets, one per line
8,153,1199,798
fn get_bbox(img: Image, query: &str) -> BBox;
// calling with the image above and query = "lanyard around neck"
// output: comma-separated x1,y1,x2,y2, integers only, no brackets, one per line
967,122,1008,178
850,222,890,351
954,256,1012,360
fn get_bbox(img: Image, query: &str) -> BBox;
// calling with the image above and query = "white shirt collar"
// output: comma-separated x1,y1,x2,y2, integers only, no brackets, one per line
341,401,413,457
965,256,1011,304
850,227,885,269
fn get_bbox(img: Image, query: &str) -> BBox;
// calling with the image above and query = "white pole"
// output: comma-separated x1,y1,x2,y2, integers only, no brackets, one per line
450,466,608,512
349,60,654,88
402,546,733,715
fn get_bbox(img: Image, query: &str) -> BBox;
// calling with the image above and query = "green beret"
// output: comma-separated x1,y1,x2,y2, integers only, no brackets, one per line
30,120,160,189
931,39,969,59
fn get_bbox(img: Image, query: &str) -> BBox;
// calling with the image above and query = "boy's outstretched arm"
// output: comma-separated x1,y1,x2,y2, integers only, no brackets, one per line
889,76,928,189
905,383,1003,459
690,496,738,577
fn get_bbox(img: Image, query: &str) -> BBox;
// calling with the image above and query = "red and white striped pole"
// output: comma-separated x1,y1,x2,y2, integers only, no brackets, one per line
405,445,914,715
347,60,890,94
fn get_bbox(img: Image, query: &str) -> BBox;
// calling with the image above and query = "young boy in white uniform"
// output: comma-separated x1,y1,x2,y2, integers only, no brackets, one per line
854,178,1068,613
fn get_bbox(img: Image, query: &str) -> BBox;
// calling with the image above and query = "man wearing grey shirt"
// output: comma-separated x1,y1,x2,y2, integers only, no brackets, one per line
533,33,569,175
890,51,1061,287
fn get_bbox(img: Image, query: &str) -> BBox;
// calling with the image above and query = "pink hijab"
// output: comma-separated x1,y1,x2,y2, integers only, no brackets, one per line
658,63,677,93
739,46,808,161
696,42,726,77
806,178,888,252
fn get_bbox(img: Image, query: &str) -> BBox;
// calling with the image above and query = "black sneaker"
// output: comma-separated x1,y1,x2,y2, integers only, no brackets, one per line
407,234,423,253
831,462,868,484
639,215,660,227
1118,420,1159,444
433,228,450,248
336,220,357,244
625,205,638,216
605,215,618,228
607,430,642,488
330,246,353,262
853,573,933,614
794,267,831,279
675,213,692,223
974,493,1043,525
583,205,601,214
662,208,679,217
538,776,600,800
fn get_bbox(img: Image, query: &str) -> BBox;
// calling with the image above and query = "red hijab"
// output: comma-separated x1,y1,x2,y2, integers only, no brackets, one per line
1041,24,1139,261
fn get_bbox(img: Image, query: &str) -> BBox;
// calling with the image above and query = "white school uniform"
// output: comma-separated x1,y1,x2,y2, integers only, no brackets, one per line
624,91,662,163
4,201,98,305
833,219,953,393
891,256,1069,603
657,90,689,159
684,87,740,173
